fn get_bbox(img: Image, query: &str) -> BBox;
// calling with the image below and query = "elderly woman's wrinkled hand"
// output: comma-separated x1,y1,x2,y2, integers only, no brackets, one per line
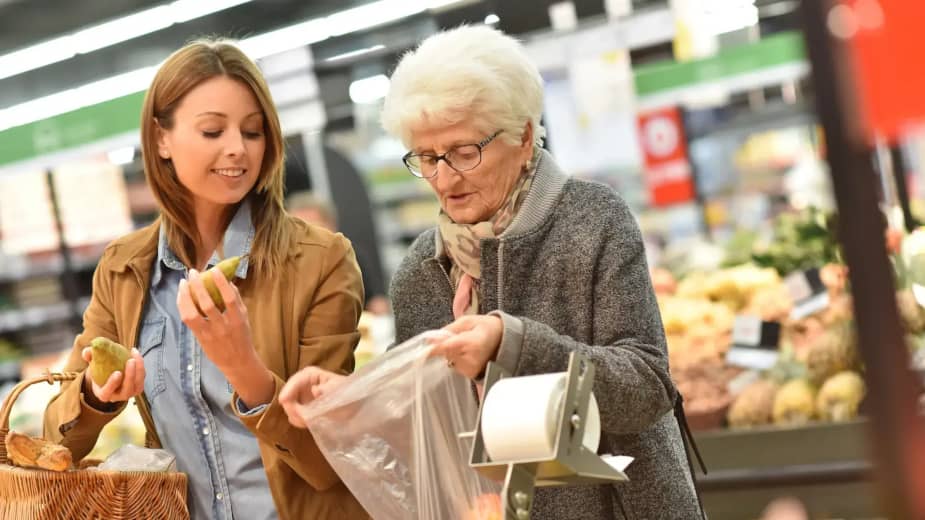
430,315,503,380
280,367,347,428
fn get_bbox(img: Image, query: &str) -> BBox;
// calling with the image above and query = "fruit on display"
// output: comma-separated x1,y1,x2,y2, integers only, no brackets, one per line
651,267,677,296
198,256,241,312
804,322,860,386
5,430,73,472
750,207,841,276
676,264,782,312
727,379,779,429
772,379,816,426
88,337,131,386
816,371,865,422
659,296,734,367
897,289,925,334
672,359,741,430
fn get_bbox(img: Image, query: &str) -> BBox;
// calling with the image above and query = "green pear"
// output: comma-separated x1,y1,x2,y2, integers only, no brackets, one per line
200,256,240,312
89,337,131,386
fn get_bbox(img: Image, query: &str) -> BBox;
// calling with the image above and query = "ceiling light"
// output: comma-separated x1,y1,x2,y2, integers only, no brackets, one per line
484,13,500,25
349,74,391,104
0,0,254,82
171,0,253,23
325,44,386,63
239,18,331,59
0,0,470,131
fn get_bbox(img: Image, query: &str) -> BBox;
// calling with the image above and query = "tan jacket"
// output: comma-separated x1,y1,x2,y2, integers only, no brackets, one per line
44,218,370,519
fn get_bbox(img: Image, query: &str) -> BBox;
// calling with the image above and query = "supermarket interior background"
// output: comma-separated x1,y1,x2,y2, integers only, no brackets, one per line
2,0,925,518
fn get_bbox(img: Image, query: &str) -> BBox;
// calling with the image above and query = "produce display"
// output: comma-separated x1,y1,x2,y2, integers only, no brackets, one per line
657,208,878,432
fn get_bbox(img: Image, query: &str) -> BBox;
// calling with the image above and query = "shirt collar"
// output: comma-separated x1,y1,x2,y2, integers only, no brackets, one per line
153,199,254,285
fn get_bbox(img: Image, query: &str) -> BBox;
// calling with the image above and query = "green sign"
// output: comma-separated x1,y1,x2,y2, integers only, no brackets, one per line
0,91,145,168
634,31,806,96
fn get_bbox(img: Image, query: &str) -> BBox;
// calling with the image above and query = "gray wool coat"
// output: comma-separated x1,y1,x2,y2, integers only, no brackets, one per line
389,150,702,519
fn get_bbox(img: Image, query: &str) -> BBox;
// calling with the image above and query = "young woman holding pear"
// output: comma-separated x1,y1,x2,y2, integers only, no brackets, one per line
43,40,368,519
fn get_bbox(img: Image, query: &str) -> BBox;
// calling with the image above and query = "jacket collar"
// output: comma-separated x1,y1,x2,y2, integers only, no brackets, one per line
433,149,569,260
108,221,161,275
108,200,257,278
152,200,253,285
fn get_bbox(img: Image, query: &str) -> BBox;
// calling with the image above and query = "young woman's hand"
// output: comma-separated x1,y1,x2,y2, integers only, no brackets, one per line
81,346,145,405
280,367,347,428
177,269,274,408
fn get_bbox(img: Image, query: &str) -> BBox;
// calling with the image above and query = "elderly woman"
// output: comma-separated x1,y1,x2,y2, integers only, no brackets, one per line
282,26,702,519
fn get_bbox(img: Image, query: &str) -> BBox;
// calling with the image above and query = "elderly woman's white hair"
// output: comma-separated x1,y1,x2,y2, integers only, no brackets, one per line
381,25,546,155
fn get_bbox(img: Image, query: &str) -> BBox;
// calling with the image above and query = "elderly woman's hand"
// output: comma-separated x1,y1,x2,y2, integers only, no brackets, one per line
280,367,347,428
430,315,503,380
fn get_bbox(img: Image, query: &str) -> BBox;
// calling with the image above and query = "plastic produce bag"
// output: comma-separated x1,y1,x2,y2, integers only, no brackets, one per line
296,331,501,520
95,444,177,472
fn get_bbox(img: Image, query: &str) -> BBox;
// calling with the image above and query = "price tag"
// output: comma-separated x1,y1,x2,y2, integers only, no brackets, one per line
727,316,782,370
786,268,830,320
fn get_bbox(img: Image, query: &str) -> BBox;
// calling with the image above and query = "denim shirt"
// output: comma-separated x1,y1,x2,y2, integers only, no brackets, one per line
139,201,277,520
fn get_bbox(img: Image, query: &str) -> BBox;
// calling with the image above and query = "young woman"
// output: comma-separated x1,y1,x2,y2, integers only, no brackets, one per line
44,40,368,519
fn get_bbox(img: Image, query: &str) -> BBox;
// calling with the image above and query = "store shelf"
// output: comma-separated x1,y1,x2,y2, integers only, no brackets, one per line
694,419,882,519
635,32,809,110
379,223,435,244
0,302,73,334
369,182,434,206
0,255,98,284
525,6,676,73
687,102,814,143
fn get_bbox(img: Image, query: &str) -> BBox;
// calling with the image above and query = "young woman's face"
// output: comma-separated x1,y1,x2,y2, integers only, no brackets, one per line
157,75,265,217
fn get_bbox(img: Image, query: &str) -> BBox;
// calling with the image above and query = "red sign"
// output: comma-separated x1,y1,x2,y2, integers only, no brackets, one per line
636,107,696,207
841,0,925,142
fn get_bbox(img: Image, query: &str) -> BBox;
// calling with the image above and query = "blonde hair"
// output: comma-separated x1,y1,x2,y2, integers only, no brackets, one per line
140,38,288,277
380,25,546,151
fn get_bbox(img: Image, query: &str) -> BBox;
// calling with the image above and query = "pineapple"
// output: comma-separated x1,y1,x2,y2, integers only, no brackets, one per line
805,323,860,385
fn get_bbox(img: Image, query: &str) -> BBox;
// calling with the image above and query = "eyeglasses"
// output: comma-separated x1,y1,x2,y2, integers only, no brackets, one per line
402,130,503,179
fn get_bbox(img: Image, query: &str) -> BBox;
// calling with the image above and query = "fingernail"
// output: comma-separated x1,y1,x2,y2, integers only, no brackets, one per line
132,348,140,356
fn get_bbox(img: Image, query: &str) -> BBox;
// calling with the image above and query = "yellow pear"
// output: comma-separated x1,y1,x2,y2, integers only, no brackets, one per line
198,256,240,312
89,337,131,386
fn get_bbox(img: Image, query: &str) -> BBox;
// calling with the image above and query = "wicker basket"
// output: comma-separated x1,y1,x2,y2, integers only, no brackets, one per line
0,372,189,519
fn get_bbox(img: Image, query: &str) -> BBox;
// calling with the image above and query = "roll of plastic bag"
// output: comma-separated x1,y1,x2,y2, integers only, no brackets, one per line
480,373,600,462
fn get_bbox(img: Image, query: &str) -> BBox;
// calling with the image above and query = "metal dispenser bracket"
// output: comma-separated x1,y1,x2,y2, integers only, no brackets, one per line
462,352,628,520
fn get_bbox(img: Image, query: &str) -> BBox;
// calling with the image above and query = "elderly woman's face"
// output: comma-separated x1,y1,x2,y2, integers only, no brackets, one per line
410,121,533,224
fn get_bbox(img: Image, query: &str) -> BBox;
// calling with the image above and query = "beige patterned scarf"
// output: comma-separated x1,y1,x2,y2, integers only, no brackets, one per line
438,170,534,318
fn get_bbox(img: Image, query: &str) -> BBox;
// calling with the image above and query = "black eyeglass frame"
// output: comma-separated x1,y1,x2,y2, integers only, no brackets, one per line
401,130,504,179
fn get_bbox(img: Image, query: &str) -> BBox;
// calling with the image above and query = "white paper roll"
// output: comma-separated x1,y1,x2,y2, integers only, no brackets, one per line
480,373,600,462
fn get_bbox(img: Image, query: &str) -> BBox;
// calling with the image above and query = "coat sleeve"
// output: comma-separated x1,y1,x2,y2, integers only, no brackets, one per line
492,195,676,435
44,251,127,460
232,233,363,491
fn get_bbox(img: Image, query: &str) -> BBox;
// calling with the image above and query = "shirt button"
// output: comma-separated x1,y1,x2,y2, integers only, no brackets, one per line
202,428,210,435
187,364,193,372
216,493,223,501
